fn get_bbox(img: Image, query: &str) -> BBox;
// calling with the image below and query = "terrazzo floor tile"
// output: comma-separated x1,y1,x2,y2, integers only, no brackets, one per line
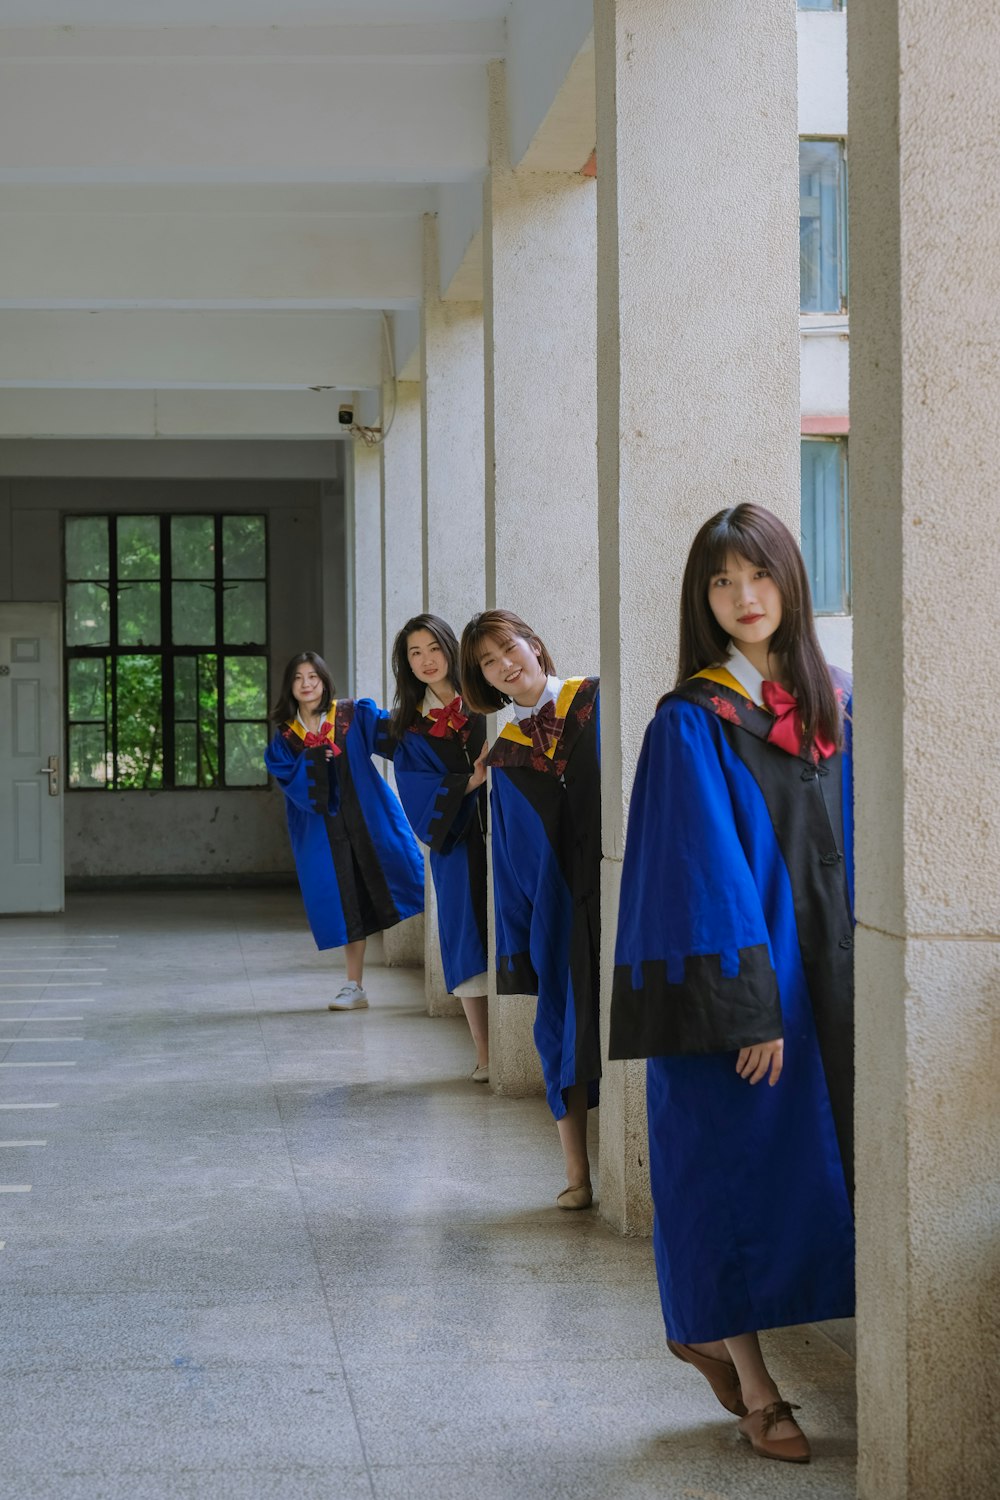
0,890,856,1499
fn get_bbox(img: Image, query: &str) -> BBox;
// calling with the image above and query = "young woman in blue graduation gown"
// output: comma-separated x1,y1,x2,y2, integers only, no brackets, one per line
460,609,601,1209
264,651,424,1010
609,505,854,1465
388,613,490,1080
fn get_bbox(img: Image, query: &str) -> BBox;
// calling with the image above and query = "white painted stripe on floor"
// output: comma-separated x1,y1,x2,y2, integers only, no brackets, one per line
9,1038,84,1043
0,1185,32,1192
0,1103,60,1109
0,1141,47,1148
0,1061,77,1068
0,983,103,988
0,1017,85,1023
0,968,107,974
0,999,96,1005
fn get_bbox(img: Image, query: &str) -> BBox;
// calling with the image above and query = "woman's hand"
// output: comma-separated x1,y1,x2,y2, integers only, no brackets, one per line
736,1038,783,1086
467,743,489,791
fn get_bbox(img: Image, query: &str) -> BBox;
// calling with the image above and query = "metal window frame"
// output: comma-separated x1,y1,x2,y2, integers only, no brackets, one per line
63,510,270,792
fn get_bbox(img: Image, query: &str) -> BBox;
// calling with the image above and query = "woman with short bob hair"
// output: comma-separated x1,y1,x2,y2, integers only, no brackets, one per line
609,505,854,1465
265,650,424,1010
388,613,491,1080
460,609,601,1208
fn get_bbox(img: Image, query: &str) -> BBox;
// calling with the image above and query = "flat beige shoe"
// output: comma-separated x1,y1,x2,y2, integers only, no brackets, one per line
556,1184,593,1210
737,1401,811,1463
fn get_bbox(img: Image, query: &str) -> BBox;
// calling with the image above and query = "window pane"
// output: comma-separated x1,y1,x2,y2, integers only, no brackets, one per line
799,1,841,10
115,656,163,789
800,140,846,313
118,582,161,647
174,655,197,720
801,438,850,613
224,656,268,720
225,721,268,786
66,582,111,647
118,515,160,580
175,721,198,787
198,654,220,788
68,657,106,722
65,517,109,581
172,582,216,645
222,516,265,579
171,515,215,579
68,723,109,789
223,582,266,645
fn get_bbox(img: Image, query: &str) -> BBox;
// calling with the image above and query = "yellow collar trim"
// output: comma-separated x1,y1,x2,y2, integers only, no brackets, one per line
499,677,585,757
285,702,338,741
692,668,753,701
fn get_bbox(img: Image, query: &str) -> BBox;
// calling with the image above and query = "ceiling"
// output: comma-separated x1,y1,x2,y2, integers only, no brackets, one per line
0,0,595,441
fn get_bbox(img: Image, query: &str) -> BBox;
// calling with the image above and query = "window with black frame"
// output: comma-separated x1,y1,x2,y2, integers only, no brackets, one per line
64,513,269,790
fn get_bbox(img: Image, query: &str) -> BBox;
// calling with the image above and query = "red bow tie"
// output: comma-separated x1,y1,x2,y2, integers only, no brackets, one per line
428,696,468,738
520,698,562,756
760,680,834,761
303,720,341,756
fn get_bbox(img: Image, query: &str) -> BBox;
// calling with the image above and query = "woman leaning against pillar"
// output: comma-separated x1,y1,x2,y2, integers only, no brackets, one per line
609,504,855,1465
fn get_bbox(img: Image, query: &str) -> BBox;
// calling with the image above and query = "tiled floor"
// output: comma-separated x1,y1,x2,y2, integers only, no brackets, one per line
0,890,856,1499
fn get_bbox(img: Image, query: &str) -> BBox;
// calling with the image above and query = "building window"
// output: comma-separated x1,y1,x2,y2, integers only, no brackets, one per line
800,140,847,313
64,514,269,790
798,1,843,11
801,438,850,614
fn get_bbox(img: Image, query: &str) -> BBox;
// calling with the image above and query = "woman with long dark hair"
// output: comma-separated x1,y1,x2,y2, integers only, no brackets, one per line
265,651,424,1009
609,505,854,1464
388,614,490,1079
460,610,601,1207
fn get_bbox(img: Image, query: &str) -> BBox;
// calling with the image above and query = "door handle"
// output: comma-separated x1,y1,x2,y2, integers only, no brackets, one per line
38,755,60,797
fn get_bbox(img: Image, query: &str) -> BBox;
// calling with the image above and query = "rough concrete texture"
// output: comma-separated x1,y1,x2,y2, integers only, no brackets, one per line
349,443,384,702
850,4,1000,1493
420,213,486,633
593,0,799,1232
599,859,652,1235
67,788,292,880
379,382,424,712
482,61,599,1101
0,887,857,1499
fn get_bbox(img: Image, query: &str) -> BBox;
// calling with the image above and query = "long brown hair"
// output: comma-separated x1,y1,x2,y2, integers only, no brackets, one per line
270,651,335,728
675,504,841,751
459,610,556,714
388,613,462,742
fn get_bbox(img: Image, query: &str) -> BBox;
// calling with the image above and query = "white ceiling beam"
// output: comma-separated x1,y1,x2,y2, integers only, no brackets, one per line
0,56,488,184
506,0,595,172
0,22,506,62
0,210,423,309
0,388,356,440
0,309,382,389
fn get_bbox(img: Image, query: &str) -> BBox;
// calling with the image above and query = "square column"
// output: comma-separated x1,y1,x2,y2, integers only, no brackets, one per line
421,214,486,1015
849,5,1000,1493
379,381,426,969
594,0,800,1230
483,59,599,1098
347,440,384,700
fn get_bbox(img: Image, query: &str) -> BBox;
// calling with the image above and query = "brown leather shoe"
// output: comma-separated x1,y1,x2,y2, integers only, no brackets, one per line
737,1401,811,1463
666,1340,747,1417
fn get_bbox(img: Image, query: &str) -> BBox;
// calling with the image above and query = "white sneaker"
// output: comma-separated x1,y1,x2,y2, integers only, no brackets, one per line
328,982,369,1011
471,1063,490,1083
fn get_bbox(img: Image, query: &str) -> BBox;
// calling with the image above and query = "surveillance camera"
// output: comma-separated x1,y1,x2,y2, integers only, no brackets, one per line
338,404,354,427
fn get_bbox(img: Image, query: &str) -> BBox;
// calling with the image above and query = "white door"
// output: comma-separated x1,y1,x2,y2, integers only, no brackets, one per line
0,603,65,913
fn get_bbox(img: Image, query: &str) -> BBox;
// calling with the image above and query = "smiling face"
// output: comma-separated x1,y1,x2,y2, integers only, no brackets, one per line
707,551,783,655
477,631,548,707
406,628,452,696
291,662,325,712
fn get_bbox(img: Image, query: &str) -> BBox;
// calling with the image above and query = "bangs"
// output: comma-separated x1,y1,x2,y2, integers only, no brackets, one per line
703,513,771,576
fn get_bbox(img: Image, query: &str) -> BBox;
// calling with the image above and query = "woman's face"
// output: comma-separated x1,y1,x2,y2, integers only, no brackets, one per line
292,663,325,710
707,551,783,650
477,631,547,706
407,629,450,691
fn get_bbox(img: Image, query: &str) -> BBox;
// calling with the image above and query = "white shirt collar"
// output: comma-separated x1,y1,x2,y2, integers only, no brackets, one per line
421,686,454,717
511,675,563,723
724,645,766,707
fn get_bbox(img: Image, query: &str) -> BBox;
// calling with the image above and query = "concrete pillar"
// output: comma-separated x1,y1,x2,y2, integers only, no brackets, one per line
379,381,426,968
849,6,1000,1495
483,60,599,1098
347,440,383,699
421,213,486,1016
594,0,800,1231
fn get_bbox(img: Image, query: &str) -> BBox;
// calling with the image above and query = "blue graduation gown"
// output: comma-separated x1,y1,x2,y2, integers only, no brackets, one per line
488,677,602,1120
265,698,424,951
393,706,488,993
609,668,855,1342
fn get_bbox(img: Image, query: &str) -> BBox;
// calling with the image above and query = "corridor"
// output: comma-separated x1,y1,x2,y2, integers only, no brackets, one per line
1,891,855,1499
